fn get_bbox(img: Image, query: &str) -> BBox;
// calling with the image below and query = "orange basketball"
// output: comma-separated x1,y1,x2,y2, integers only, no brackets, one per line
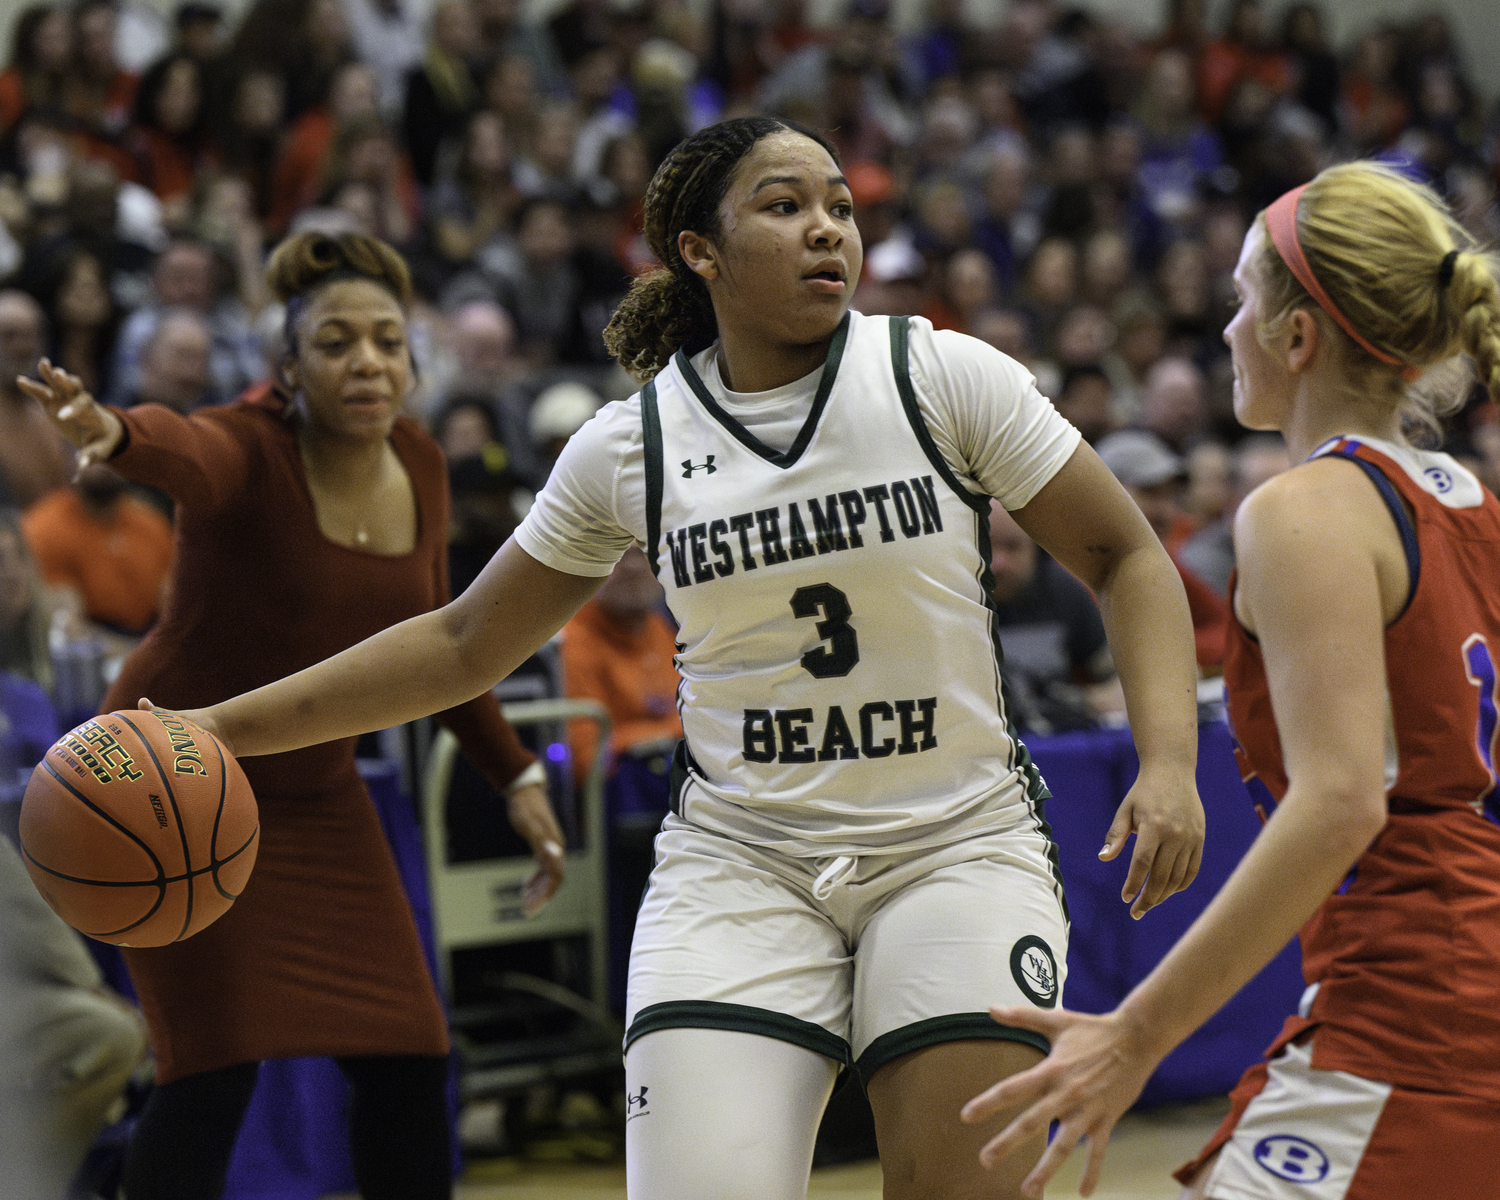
18,710,259,947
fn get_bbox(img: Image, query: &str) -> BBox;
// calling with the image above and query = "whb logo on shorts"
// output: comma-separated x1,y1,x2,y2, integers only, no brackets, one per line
1253,1135,1330,1183
1009,936,1058,1007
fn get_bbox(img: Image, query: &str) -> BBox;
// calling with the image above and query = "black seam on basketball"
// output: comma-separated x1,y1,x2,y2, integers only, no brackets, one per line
33,759,169,886
206,732,234,900
117,712,196,941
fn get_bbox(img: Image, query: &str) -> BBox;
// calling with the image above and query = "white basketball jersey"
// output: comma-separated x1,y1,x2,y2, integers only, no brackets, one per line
643,311,1050,853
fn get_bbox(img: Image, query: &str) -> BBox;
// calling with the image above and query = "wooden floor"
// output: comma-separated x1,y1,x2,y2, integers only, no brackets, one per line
434,1096,1229,1200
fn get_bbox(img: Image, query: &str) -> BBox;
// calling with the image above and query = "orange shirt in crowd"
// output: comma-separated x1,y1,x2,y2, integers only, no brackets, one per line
559,598,682,783
22,488,173,634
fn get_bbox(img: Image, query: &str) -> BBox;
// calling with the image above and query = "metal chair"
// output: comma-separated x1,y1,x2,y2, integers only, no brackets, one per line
421,698,620,1098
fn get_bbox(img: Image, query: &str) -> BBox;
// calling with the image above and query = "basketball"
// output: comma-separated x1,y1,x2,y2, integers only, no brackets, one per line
18,710,259,947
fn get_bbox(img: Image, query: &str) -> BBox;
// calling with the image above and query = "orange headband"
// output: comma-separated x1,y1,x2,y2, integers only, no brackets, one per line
1264,185,1419,382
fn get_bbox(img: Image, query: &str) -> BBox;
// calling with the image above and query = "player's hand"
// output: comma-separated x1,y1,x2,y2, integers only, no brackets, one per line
136,699,232,754
507,782,566,916
961,1004,1162,1198
1099,765,1203,918
16,358,125,469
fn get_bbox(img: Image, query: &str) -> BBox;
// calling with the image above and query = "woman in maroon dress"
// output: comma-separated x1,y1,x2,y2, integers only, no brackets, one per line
21,232,566,1199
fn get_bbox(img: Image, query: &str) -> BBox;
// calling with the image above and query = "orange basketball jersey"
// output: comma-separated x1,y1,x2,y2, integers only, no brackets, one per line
1225,435,1500,1101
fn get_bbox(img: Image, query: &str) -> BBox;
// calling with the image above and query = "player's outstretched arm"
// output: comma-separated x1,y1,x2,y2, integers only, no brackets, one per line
965,466,1393,1197
17,359,124,468
1012,441,1203,917
169,539,603,759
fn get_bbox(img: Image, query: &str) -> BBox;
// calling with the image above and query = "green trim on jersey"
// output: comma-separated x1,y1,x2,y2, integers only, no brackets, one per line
854,1014,1051,1087
641,378,663,578
887,316,989,514
671,312,851,469
625,1000,852,1065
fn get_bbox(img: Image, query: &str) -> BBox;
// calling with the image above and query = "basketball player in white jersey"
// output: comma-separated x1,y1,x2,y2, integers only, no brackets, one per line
49,117,1206,1197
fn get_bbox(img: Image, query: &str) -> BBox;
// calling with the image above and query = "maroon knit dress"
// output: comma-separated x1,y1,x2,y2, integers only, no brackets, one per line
103,393,533,1083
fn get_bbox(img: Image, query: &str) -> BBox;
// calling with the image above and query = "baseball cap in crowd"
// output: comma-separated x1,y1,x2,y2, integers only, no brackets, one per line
1095,430,1185,489
530,383,601,444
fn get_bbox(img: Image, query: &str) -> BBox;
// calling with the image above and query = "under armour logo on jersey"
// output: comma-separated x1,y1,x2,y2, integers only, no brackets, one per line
626,1086,649,1120
682,456,717,478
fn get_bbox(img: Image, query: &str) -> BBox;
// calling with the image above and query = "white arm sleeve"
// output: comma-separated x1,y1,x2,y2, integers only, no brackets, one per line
904,319,1081,510
513,396,648,577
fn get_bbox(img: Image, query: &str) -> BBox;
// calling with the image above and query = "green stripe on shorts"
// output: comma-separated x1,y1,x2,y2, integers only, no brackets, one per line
854,1014,1051,1088
625,1001,852,1066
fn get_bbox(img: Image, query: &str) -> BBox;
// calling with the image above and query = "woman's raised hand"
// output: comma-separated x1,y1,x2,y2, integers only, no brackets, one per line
16,358,125,468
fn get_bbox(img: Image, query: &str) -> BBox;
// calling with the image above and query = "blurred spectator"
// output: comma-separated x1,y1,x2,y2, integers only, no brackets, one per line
20,463,173,637
1181,438,1232,535
446,446,526,596
0,507,53,692
1137,353,1208,453
925,248,994,334
343,0,425,118
174,1,225,63
513,99,579,197
216,67,285,221
988,500,1124,734
0,291,74,509
474,0,563,93
127,51,218,227
108,238,262,409
1280,2,1339,137
402,0,483,187
66,0,140,168
0,5,73,135
121,306,215,412
1101,292,1167,423
268,59,379,237
1195,0,1290,126
529,380,599,479
1055,362,1115,444
317,114,421,247
1096,429,1227,671
559,544,682,787
1177,432,1290,596
1340,27,1408,153
426,109,523,272
1018,235,1077,356
1079,228,1132,314
447,195,581,366
1133,48,1224,232
281,0,357,122
972,142,1039,301
33,246,122,398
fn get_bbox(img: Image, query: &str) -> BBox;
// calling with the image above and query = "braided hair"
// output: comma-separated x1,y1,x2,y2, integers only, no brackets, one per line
603,116,840,380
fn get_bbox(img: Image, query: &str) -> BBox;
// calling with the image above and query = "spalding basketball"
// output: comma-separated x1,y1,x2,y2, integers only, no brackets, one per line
19,710,259,947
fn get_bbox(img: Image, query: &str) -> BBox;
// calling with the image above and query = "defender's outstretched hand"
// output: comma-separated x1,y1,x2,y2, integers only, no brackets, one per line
1100,767,1204,918
16,358,125,469
961,1004,1164,1198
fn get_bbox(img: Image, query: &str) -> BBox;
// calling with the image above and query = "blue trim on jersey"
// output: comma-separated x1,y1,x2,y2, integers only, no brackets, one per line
1321,444,1420,620
670,312,851,469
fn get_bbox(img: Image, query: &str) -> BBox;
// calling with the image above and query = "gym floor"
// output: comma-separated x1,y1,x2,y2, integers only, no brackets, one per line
398,1095,1230,1199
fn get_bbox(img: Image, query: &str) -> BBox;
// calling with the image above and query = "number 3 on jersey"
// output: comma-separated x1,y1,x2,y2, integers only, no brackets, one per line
791,584,860,678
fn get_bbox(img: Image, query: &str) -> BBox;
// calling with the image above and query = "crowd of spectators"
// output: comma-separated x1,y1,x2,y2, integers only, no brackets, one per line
1,0,1499,744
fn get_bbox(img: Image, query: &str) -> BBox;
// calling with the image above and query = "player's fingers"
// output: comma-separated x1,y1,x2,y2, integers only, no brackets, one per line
137,697,156,710
1181,840,1203,892
1119,833,1158,907
1077,1121,1115,1198
1098,803,1134,861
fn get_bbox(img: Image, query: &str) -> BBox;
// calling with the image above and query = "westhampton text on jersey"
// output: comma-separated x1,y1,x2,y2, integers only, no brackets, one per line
661,474,946,588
